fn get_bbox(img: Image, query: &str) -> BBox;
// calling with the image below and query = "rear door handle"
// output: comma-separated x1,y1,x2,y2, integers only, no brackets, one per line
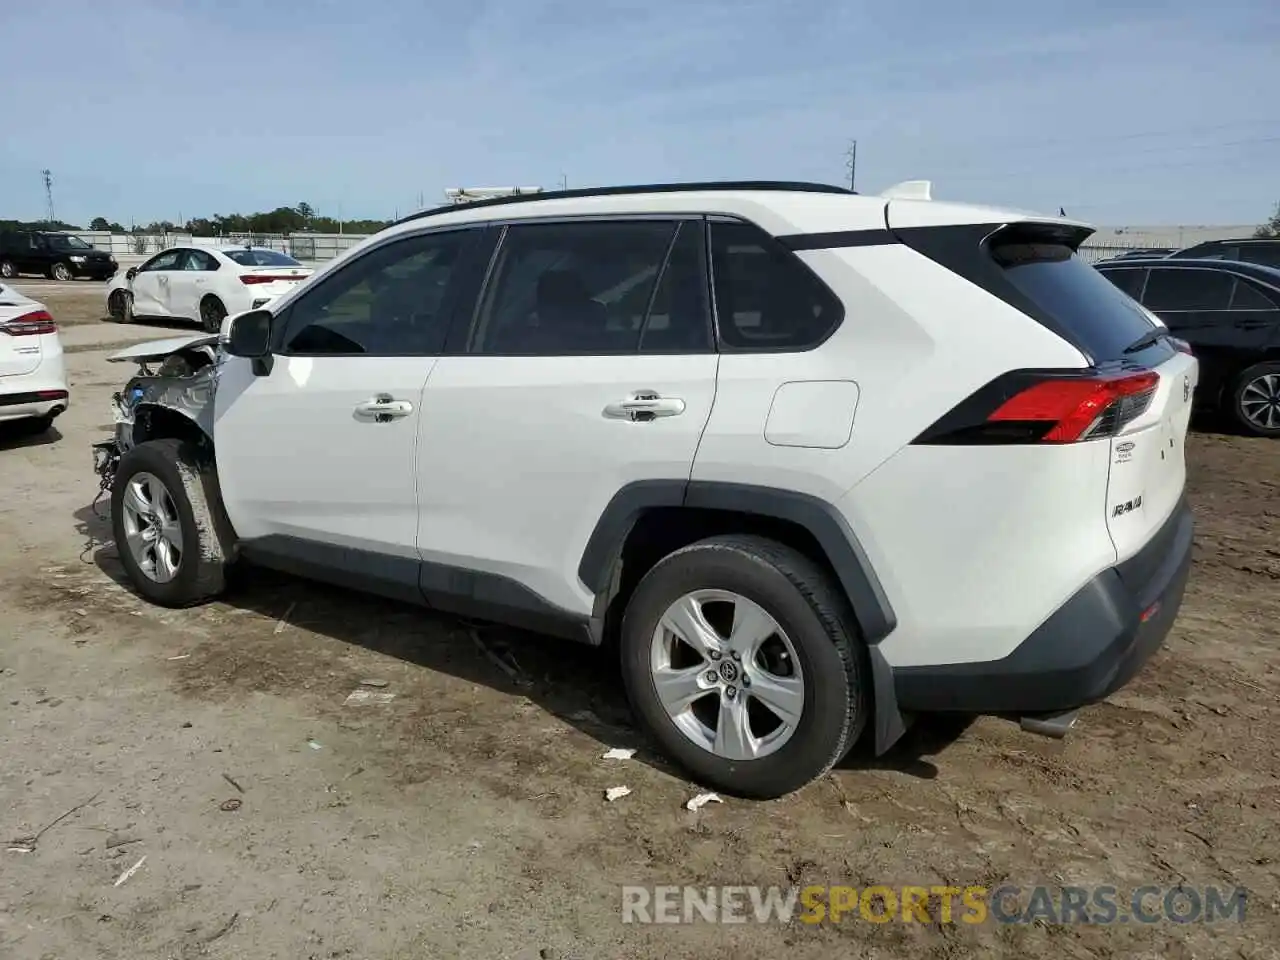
354,394,414,422
603,392,686,421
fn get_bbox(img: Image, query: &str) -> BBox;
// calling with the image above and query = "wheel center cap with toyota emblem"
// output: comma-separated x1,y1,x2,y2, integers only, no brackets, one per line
718,661,739,682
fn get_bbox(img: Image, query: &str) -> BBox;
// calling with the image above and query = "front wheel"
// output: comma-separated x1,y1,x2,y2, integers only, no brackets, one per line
620,534,867,799
1230,361,1280,438
111,438,234,607
50,262,73,281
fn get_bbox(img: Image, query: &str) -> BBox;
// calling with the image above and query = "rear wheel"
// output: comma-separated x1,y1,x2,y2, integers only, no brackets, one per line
620,534,867,799
199,296,226,334
50,262,73,281
0,260,16,279
111,438,233,607
1230,361,1280,438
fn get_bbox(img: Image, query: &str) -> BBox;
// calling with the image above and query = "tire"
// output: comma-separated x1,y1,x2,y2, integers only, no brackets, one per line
110,438,234,607
107,291,127,322
50,262,73,281
199,296,227,334
619,534,867,799
0,260,16,279
121,291,135,324
1228,361,1280,438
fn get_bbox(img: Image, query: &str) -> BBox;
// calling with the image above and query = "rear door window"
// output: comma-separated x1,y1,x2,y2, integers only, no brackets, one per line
1141,268,1233,312
1100,267,1147,300
1231,279,1280,310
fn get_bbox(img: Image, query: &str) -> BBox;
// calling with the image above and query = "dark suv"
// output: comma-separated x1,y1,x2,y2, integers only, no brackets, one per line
1167,238,1280,270
0,231,117,281
1096,257,1280,436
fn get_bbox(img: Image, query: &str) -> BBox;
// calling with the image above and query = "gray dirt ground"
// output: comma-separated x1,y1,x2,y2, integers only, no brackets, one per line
1,281,1278,959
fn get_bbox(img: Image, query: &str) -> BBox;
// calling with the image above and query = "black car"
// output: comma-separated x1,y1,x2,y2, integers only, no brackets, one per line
1095,257,1280,436
1167,237,1280,270
0,230,117,281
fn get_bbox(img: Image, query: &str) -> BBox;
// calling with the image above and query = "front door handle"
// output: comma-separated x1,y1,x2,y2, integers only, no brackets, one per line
603,392,686,421
354,394,414,422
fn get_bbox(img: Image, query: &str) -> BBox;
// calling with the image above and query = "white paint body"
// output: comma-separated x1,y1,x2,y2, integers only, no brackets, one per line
106,247,313,327
0,285,69,423
191,186,1192,675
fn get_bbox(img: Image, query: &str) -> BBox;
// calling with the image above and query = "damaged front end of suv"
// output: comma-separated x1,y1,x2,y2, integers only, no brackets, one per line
91,334,222,497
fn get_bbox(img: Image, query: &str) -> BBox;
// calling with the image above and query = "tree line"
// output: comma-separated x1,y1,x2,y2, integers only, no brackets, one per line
3,203,391,237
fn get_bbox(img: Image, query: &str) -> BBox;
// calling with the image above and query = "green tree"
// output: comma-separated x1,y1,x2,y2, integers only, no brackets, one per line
1255,201,1280,238
89,216,126,232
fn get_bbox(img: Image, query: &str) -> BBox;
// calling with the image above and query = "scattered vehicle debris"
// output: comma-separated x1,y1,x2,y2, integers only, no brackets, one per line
219,798,242,812
221,773,245,794
601,748,635,761
685,792,723,812
307,740,323,750
274,602,297,635
344,688,396,706
604,786,631,802
7,789,102,854
113,855,147,887
360,679,389,688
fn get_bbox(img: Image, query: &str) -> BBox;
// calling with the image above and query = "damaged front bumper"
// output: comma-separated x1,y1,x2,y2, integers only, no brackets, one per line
89,335,222,494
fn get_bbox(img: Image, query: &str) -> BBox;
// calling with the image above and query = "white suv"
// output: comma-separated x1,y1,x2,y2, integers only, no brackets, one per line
93,181,1197,799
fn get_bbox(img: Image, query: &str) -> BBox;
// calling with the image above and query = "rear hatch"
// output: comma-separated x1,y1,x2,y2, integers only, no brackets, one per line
890,204,1198,561
0,288,46,378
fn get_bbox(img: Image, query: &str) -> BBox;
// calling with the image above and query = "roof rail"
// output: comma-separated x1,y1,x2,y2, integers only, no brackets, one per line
393,180,855,227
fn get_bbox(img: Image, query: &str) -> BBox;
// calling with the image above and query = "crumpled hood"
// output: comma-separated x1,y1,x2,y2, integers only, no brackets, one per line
106,334,221,365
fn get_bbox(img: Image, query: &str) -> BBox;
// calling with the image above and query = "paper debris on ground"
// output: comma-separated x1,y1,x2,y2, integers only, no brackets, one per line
307,740,323,750
604,786,631,802
685,792,723,812
273,601,297,635
113,855,147,887
601,748,636,761
343,688,396,706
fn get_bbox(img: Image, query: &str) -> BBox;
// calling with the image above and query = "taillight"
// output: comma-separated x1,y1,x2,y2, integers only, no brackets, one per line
240,274,299,285
0,309,57,336
915,369,1160,445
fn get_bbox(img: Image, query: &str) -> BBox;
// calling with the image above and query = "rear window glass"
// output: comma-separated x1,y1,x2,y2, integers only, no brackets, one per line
992,241,1158,360
224,249,301,267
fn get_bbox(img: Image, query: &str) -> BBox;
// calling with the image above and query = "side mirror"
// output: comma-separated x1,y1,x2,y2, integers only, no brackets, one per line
125,267,137,281
225,309,274,374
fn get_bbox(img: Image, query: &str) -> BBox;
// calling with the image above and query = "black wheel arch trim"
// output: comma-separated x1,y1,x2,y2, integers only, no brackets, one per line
577,479,898,644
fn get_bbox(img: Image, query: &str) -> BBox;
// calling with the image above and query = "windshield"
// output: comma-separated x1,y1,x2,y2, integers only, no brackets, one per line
224,249,301,267
47,235,93,250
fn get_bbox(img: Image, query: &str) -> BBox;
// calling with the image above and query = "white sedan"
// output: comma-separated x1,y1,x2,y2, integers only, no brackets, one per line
0,284,69,434
107,246,314,333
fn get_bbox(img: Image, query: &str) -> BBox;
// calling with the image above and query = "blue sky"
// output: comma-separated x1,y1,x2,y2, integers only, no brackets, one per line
2,0,1277,227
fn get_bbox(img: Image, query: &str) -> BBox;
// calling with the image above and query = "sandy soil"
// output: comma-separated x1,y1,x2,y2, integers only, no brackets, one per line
2,283,1278,959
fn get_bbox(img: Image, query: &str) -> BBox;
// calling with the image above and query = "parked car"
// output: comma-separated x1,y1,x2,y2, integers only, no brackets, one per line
0,284,69,433
1096,257,1280,436
0,230,117,281
106,246,313,333
1167,238,1280,269
1095,248,1176,263
91,180,1196,799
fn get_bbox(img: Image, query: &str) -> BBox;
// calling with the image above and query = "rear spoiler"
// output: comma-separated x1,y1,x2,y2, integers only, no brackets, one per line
881,180,933,201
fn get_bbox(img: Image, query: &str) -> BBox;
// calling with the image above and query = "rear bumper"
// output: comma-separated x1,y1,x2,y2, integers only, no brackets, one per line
892,496,1194,714
0,389,70,422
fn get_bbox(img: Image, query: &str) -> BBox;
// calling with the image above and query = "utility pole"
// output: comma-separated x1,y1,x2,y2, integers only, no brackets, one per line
41,169,55,224
844,141,857,191
560,172,568,191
